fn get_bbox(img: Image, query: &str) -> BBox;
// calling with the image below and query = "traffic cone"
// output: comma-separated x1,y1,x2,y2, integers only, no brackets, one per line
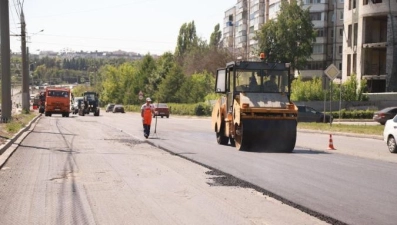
327,134,336,150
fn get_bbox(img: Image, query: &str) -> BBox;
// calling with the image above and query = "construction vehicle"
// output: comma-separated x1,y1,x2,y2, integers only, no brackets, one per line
211,54,298,152
43,87,71,117
78,91,100,116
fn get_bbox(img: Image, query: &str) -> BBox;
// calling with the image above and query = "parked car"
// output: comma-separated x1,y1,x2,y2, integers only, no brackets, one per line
297,105,333,123
383,115,397,153
71,97,83,114
153,103,170,118
112,104,125,113
373,106,397,125
106,103,115,112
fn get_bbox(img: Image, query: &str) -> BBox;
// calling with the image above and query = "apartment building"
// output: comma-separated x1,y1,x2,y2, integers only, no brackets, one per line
223,0,265,60
223,7,236,54
222,0,344,80
301,0,344,80
342,0,397,92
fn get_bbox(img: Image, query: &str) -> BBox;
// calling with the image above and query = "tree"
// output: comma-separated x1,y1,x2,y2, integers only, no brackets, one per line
157,64,186,103
342,74,368,101
175,21,198,58
255,0,316,71
151,52,175,99
179,71,215,103
209,24,222,47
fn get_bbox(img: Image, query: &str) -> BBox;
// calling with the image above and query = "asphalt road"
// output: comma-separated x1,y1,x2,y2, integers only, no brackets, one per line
100,112,397,225
0,113,327,225
1,111,396,224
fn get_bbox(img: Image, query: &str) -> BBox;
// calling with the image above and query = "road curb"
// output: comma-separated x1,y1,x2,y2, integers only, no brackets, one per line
0,113,42,169
298,128,383,140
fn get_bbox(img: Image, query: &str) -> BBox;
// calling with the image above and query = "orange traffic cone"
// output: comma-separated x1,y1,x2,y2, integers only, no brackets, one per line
327,134,336,150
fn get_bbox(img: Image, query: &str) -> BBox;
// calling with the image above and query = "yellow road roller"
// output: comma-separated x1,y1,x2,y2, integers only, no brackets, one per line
211,56,298,152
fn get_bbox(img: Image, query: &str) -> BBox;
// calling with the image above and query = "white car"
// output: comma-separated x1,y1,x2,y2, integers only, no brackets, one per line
383,115,397,153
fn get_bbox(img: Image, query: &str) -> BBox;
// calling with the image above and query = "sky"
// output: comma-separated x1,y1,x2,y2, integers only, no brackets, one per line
9,0,236,55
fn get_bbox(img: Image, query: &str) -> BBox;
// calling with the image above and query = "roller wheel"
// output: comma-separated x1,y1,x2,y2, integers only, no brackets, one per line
234,119,297,153
234,122,246,151
230,138,235,147
216,124,229,145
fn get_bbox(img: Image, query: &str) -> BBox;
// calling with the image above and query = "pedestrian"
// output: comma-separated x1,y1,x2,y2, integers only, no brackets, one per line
141,97,155,138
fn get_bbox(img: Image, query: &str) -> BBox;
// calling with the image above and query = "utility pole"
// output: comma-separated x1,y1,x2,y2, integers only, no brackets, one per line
21,11,29,111
1,0,12,122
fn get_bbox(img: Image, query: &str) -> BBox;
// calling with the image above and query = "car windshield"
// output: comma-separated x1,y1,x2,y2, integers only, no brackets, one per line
156,103,168,108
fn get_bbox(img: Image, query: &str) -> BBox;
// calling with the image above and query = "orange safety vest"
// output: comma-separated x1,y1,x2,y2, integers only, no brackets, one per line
142,105,153,125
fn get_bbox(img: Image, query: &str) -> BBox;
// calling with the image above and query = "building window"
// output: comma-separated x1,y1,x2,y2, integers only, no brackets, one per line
348,24,352,47
340,0,344,3
353,0,356,9
353,23,358,47
305,61,325,70
348,0,351,10
353,54,357,74
339,45,342,54
339,62,342,70
313,44,324,54
347,54,351,76
310,12,322,21
363,0,368,5
340,28,344,36
316,28,325,37
340,11,343,20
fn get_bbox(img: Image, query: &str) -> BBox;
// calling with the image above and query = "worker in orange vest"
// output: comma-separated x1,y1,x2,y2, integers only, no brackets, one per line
141,97,155,138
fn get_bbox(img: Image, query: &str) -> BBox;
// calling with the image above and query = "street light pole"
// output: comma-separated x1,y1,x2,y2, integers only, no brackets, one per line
0,0,12,121
21,11,30,111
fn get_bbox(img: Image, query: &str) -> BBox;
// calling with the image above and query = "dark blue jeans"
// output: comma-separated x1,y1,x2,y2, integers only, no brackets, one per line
143,124,151,137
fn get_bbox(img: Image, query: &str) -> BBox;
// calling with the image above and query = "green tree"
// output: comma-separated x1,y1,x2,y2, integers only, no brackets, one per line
179,71,215,103
209,24,222,47
291,76,324,101
100,65,124,104
136,54,157,100
157,64,186,103
342,74,368,101
175,21,198,58
151,52,175,100
255,0,316,70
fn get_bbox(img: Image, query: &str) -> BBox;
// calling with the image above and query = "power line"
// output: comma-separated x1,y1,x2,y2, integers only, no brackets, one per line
26,40,174,53
34,33,175,44
28,0,160,19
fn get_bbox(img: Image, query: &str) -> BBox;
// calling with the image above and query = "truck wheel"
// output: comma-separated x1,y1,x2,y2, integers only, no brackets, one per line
66,113,70,118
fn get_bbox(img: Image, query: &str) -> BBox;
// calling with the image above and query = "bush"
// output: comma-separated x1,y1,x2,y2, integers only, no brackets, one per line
331,109,374,119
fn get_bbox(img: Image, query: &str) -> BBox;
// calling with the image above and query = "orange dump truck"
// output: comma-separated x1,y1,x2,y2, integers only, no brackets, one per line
44,87,72,117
